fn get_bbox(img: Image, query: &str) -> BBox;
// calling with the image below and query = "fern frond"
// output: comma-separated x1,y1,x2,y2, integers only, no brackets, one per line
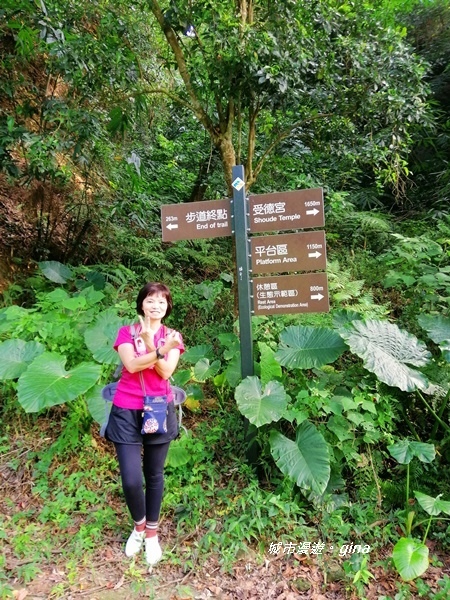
349,212,393,234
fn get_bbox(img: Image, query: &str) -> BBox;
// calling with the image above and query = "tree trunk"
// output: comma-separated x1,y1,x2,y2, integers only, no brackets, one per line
216,135,237,196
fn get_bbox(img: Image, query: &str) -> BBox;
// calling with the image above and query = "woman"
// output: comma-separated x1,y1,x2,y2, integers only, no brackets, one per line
106,282,184,566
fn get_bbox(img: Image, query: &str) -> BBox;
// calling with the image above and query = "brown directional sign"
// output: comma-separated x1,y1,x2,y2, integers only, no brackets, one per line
252,272,329,315
161,198,232,242
249,188,324,233
251,231,326,275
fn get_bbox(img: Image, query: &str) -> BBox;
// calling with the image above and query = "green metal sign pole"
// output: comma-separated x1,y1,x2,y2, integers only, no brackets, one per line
231,165,258,466
231,164,254,379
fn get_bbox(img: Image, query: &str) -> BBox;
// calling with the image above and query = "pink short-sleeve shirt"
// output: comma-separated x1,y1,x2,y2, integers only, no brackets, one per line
112,324,185,410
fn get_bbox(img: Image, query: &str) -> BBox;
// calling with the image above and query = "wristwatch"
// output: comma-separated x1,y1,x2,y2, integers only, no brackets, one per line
155,348,164,360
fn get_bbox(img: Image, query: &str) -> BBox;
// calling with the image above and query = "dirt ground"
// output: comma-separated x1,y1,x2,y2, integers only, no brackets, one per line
4,513,450,600
2,416,450,600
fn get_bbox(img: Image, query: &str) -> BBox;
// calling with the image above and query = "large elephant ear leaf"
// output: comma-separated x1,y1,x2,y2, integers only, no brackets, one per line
17,352,102,412
418,314,450,362
84,310,124,364
418,314,450,343
270,422,330,495
193,358,221,382
388,440,435,465
258,342,282,386
224,353,242,388
182,345,214,364
85,384,107,425
218,333,240,360
392,537,429,581
0,339,45,380
414,491,450,517
166,435,192,469
38,260,73,283
235,376,288,427
339,320,430,392
275,326,347,369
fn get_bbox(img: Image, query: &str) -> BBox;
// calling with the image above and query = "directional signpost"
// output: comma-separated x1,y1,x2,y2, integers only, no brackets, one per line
161,198,231,242
231,167,254,378
161,166,329,379
249,188,324,233
252,272,329,315
250,230,327,275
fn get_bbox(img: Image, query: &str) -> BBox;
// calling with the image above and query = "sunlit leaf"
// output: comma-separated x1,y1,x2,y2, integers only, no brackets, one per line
414,491,450,516
392,537,429,581
17,352,101,412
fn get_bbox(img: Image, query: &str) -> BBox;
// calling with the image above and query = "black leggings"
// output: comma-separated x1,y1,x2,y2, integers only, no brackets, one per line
114,442,171,523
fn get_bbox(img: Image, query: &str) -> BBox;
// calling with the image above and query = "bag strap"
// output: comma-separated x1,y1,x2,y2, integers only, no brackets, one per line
138,371,147,396
133,323,173,398
113,363,122,378
163,325,170,397
130,324,147,395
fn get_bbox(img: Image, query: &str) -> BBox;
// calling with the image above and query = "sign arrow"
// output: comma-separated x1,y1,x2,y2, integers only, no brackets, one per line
306,208,319,216
308,251,322,259
311,293,324,301
166,223,178,230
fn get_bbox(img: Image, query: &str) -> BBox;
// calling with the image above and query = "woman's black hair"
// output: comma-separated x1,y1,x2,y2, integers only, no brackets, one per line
136,282,173,318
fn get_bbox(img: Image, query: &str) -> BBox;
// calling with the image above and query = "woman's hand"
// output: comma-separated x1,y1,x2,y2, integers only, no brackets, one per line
161,329,181,355
138,315,155,351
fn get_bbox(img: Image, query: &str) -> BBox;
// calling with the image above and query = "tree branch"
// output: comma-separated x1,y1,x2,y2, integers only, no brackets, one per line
250,113,334,186
246,97,260,184
148,0,215,135
134,88,194,113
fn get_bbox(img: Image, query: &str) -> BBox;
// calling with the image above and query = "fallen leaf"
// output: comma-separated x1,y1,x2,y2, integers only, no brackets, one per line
103,547,115,560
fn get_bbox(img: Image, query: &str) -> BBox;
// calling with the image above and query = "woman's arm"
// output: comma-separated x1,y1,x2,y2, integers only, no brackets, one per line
118,343,160,373
118,329,182,377
154,347,181,380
